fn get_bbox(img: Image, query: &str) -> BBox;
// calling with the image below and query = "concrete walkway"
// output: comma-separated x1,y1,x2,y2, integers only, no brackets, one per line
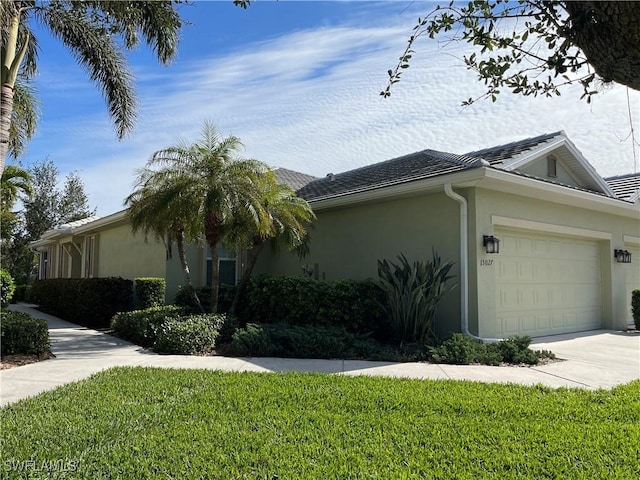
1,304,639,406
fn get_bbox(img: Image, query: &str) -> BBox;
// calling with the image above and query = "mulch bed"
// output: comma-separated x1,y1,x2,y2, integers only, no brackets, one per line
1,352,56,370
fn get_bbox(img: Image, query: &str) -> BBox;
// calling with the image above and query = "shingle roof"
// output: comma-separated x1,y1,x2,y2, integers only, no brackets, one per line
273,167,317,191
292,132,631,204
465,132,563,165
297,150,484,201
604,173,640,201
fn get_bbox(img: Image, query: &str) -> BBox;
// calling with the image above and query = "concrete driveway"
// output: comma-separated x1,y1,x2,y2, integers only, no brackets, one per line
1,305,638,407
531,330,640,389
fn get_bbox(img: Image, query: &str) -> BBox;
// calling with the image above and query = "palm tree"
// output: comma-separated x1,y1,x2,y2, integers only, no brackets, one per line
125,172,205,312
1,164,32,240
1,164,32,209
227,172,315,314
0,1,182,174
137,121,270,312
7,77,39,161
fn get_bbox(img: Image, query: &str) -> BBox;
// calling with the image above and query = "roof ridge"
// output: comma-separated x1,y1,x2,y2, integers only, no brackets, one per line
316,148,479,181
604,172,640,181
464,131,564,157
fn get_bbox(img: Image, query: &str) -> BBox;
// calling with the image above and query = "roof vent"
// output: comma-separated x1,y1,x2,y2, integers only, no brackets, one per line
326,173,335,181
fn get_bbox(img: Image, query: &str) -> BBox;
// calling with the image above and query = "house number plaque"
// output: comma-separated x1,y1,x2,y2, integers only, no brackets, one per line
480,259,494,266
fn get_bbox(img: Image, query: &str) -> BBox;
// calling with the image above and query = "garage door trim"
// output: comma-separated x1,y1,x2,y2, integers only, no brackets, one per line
491,215,612,241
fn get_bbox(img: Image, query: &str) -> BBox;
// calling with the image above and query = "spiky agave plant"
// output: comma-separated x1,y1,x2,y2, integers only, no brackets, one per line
377,251,456,343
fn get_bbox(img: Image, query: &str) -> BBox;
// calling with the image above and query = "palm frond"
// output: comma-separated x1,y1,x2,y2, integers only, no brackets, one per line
39,4,137,138
8,77,40,159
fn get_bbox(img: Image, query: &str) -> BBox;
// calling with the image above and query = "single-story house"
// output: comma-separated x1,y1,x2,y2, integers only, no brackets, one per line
254,131,640,339
32,132,639,339
29,168,316,303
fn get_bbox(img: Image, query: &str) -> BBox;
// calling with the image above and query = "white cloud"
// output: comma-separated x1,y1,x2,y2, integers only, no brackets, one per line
22,9,640,216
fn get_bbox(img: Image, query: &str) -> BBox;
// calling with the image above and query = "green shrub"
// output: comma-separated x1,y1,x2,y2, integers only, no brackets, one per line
153,316,219,355
11,284,31,303
226,323,380,359
135,278,166,309
497,336,538,364
0,269,16,308
429,334,555,366
174,284,235,313
30,277,134,329
632,289,640,330
377,252,456,343
429,333,489,365
212,313,238,345
238,276,386,335
0,311,50,356
111,305,187,348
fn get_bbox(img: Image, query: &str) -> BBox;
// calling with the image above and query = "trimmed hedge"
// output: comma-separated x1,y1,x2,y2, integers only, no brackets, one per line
111,306,187,348
174,284,235,313
154,316,219,355
30,277,134,329
225,323,381,359
0,269,16,308
135,277,166,309
11,285,31,303
111,306,232,354
238,276,386,336
632,289,640,330
429,334,556,366
0,311,50,356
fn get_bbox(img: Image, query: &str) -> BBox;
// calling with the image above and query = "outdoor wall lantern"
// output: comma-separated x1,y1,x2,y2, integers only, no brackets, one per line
483,235,500,254
614,249,632,264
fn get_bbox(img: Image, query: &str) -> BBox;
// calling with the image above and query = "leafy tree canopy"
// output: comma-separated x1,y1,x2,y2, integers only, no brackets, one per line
23,158,96,242
382,1,640,103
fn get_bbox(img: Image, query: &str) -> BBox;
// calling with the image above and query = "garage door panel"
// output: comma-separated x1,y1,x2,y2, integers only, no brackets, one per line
495,229,602,337
625,246,640,326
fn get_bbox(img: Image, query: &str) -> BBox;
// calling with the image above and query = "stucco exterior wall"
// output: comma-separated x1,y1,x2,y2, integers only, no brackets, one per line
520,158,578,188
165,243,205,303
255,190,467,336
96,224,166,282
472,187,639,337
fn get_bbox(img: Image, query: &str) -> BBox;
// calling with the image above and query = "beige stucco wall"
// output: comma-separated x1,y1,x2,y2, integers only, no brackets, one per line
519,158,578,188
95,224,166,282
255,190,467,336
472,187,640,337
256,182,639,339
165,243,206,303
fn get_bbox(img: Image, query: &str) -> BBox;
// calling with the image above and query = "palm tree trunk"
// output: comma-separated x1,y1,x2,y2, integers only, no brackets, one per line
208,241,220,312
229,242,263,316
0,84,14,175
1,11,26,177
175,230,204,313
205,216,222,312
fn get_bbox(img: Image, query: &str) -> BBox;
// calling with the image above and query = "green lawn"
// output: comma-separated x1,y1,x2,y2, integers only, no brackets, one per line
2,368,639,479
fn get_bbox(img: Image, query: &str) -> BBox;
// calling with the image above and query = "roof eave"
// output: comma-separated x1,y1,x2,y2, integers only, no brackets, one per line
481,169,639,218
308,167,639,218
308,168,485,210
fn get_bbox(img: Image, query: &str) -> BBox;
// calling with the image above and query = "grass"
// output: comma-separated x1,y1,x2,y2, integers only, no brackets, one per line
1,368,639,479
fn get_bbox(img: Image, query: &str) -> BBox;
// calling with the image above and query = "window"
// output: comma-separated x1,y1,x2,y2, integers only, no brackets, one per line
547,155,558,178
205,245,237,286
84,235,96,278
58,245,65,278
39,251,49,279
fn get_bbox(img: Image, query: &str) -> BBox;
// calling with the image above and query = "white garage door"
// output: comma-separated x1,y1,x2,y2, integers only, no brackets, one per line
495,229,602,337
625,246,640,327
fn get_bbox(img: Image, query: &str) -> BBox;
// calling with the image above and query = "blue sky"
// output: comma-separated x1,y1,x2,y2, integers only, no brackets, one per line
15,1,640,215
